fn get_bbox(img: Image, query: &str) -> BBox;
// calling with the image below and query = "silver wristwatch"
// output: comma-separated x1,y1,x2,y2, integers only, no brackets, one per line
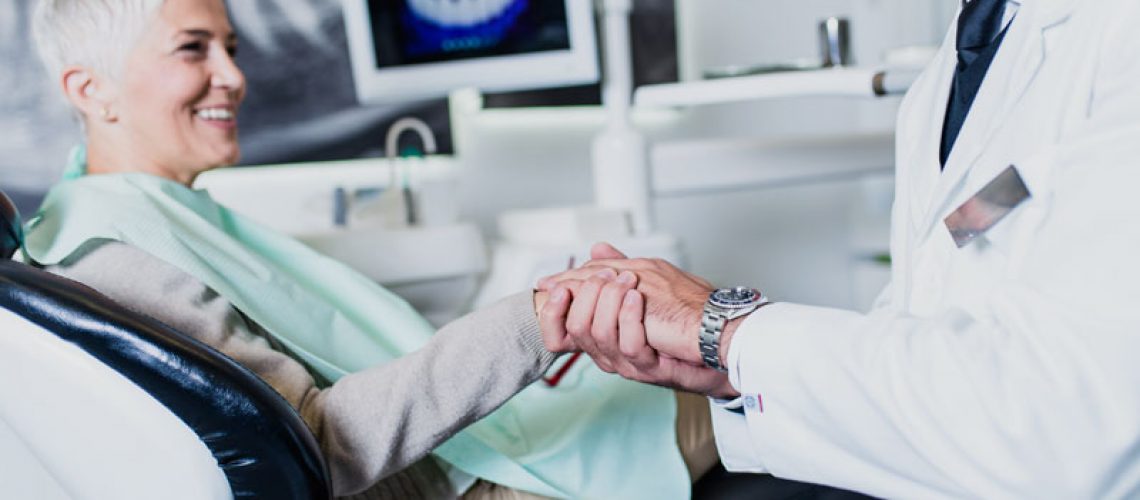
699,287,767,372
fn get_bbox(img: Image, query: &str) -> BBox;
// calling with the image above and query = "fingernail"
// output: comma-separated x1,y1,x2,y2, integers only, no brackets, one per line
595,269,616,280
624,289,638,305
552,288,567,302
617,271,635,285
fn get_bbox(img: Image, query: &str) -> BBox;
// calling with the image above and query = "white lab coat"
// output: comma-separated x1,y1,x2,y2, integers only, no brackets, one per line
713,0,1140,497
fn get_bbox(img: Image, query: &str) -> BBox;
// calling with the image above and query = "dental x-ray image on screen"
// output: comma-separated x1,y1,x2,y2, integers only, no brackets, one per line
370,0,571,67
342,0,597,104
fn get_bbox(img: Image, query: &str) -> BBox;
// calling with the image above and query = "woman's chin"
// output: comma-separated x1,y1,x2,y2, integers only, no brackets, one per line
211,146,241,168
193,152,240,177
221,151,241,167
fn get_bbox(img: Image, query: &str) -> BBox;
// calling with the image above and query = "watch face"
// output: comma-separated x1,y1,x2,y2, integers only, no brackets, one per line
710,287,762,309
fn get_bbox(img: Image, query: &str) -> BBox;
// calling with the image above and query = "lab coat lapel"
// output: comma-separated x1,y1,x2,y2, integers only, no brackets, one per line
916,0,1076,240
903,25,959,235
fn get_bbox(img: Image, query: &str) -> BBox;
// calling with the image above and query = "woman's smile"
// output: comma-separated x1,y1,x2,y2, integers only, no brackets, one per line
194,104,238,130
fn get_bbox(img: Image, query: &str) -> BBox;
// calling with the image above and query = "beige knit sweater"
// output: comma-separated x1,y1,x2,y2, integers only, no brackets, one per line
48,241,557,498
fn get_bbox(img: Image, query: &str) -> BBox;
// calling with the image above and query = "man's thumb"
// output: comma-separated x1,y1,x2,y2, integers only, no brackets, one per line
591,242,628,260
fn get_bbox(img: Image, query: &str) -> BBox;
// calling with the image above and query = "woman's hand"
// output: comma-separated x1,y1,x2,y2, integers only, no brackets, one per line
534,242,632,357
536,269,637,374
537,247,715,365
537,243,738,398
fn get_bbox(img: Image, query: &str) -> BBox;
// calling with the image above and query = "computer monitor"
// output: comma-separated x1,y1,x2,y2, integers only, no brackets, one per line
342,0,599,104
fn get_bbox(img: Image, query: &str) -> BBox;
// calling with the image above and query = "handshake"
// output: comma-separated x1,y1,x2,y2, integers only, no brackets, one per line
535,243,746,400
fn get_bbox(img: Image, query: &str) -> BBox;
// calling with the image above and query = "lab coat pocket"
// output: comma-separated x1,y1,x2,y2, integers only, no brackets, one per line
944,166,1032,249
972,163,1056,274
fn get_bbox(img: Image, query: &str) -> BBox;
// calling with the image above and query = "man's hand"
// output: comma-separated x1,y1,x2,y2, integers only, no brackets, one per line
537,244,715,365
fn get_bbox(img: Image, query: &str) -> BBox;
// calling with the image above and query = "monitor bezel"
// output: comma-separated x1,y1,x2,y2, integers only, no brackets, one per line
342,0,599,105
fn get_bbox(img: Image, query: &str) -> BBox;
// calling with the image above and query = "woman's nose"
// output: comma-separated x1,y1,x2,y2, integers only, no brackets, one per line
211,51,246,94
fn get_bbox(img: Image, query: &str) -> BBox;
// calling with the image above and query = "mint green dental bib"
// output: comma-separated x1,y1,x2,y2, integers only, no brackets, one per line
23,159,688,499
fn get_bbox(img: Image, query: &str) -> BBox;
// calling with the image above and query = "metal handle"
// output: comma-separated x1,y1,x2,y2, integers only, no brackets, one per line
819,17,852,67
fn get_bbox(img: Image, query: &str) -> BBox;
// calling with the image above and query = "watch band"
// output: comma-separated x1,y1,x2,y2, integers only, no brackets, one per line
699,310,730,372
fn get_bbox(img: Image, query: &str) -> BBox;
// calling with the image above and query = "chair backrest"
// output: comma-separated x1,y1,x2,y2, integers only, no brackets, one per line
0,304,234,499
0,190,332,499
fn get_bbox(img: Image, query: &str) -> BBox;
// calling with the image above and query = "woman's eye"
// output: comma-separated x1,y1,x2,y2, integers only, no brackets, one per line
226,45,238,57
179,42,205,53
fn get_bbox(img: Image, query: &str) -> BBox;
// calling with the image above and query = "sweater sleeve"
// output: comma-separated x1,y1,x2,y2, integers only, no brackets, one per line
47,241,556,496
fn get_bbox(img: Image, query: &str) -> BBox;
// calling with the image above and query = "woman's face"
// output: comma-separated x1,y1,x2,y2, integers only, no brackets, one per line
111,0,245,182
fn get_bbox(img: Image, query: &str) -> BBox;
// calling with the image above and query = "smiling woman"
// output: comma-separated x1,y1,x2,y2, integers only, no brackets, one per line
22,0,712,498
39,0,244,185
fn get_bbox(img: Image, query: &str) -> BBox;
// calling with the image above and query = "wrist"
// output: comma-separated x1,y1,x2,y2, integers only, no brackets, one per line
685,306,706,364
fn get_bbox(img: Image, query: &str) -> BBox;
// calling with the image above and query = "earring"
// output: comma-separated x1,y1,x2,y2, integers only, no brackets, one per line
99,107,116,122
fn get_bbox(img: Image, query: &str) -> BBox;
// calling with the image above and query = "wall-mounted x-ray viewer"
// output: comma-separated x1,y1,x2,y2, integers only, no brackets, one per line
343,0,600,104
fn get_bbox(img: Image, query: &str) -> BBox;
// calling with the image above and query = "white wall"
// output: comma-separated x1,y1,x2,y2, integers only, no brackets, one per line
452,0,957,311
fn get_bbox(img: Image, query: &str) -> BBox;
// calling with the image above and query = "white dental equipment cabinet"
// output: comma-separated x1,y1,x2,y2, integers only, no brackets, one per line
199,0,958,325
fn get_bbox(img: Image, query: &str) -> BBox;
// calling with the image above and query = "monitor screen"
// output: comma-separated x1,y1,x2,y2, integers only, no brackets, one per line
343,0,597,104
369,0,571,67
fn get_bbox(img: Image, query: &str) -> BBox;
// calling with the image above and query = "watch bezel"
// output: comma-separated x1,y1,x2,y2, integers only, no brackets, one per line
707,287,764,315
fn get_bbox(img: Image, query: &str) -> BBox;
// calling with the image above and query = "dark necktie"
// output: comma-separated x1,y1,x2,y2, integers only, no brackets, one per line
939,0,1010,168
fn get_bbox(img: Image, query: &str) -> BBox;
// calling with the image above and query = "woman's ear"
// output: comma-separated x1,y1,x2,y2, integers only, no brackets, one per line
62,66,116,123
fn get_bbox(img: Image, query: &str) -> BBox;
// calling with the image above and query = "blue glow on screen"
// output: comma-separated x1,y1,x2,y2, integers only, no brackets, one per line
403,0,528,57
368,0,571,69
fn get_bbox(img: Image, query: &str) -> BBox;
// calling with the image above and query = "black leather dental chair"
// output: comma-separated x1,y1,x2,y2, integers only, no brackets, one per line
0,190,332,499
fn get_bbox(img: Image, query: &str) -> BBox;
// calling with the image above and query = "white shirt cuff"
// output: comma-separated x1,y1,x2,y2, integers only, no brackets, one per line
708,303,783,473
713,309,773,473
709,398,767,472
710,396,743,411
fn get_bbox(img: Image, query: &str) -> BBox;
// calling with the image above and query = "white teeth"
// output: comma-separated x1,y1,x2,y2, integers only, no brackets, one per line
196,108,234,121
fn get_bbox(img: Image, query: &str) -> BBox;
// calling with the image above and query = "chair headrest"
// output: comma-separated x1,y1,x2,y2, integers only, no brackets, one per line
0,191,22,260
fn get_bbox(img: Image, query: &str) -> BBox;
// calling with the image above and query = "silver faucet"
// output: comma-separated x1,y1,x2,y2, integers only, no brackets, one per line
385,117,438,159
385,117,438,226
332,117,438,228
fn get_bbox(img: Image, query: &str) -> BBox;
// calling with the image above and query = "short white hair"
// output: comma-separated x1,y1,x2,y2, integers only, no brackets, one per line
33,0,166,83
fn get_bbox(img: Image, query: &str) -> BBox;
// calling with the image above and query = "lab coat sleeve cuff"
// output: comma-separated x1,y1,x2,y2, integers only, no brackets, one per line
728,300,859,387
724,301,867,476
709,398,768,473
727,300,850,394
